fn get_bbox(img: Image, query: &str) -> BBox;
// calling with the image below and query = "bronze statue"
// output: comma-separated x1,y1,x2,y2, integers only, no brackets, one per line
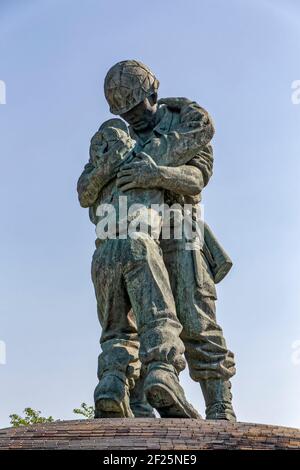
77,60,236,420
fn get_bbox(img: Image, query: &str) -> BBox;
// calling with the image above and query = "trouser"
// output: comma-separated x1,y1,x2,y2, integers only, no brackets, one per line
91,234,186,388
130,237,235,414
160,238,236,381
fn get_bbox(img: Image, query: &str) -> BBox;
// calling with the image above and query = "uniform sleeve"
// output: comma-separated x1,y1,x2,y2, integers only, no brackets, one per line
77,159,100,208
156,98,215,167
186,144,214,187
77,133,130,208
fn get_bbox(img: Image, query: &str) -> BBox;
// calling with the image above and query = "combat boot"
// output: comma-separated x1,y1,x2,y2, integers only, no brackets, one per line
130,369,156,418
200,378,236,421
130,399,156,418
94,370,134,418
144,362,201,419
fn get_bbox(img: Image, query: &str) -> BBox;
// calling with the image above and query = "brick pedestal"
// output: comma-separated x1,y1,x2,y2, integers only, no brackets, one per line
1,419,300,450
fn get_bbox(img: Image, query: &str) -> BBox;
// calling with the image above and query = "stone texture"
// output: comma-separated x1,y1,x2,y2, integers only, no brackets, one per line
0,419,299,450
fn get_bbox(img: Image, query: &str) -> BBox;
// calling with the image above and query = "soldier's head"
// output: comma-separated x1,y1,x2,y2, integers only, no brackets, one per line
90,118,134,166
104,60,159,132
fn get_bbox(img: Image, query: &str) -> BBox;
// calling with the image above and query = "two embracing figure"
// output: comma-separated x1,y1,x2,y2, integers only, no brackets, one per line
77,60,236,421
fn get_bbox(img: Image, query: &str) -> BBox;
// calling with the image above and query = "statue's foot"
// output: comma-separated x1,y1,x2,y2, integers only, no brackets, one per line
94,372,134,418
144,362,201,419
130,401,156,418
94,398,133,418
129,371,156,418
205,402,236,421
200,378,236,421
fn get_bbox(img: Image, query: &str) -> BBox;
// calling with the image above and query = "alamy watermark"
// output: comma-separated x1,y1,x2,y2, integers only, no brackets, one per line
0,80,6,104
291,80,300,105
0,340,6,365
95,197,205,249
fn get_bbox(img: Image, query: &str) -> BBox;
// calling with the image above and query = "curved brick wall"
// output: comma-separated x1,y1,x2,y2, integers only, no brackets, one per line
0,419,299,450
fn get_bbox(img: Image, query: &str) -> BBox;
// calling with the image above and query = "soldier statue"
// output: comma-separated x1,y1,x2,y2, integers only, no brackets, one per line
77,60,236,421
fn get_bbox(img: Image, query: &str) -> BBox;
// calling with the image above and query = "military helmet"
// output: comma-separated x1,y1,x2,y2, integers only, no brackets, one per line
104,60,159,115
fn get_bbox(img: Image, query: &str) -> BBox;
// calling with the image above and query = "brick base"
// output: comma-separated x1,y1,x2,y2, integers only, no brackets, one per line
0,419,300,450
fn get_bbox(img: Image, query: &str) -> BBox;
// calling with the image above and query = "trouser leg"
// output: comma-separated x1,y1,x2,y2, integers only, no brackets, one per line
160,238,235,381
91,240,140,417
123,234,185,373
124,234,200,418
161,238,236,420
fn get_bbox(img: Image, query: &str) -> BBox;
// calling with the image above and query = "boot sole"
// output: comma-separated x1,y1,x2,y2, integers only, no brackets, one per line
206,413,237,421
145,383,200,419
95,396,134,418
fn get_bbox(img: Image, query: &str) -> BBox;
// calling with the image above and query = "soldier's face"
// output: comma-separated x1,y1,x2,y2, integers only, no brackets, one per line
120,94,158,131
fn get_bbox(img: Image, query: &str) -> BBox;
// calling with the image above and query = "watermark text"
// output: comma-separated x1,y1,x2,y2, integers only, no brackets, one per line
291,80,300,105
0,80,6,104
0,340,6,365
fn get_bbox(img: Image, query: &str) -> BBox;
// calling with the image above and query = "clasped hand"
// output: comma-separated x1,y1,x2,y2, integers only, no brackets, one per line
116,152,160,191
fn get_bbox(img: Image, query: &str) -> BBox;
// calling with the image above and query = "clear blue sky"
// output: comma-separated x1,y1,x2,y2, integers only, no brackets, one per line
1,0,300,429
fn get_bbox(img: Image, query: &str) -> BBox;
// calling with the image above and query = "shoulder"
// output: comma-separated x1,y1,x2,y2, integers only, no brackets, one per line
158,98,214,138
158,97,211,121
158,97,194,110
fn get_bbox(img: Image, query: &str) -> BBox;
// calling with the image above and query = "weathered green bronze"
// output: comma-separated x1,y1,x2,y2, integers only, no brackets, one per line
77,60,236,420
